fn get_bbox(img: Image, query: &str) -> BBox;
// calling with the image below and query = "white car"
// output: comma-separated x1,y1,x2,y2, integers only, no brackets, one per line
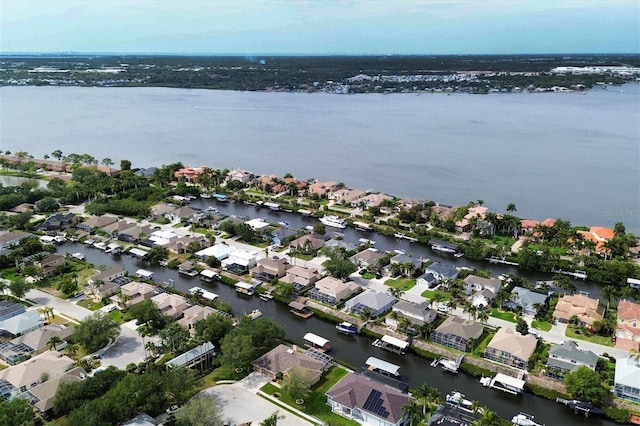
437,303,449,313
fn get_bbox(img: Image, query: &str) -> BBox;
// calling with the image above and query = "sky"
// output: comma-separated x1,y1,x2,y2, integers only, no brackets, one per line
1,0,638,55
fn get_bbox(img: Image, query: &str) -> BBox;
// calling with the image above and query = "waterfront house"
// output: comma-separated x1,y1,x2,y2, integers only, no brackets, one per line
308,276,360,306
250,257,288,283
245,217,271,233
463,275,502,296
289,235,325,254
615,300,640,350
174,166,204,181
552,294,604,327
328,188,366,204
100,220,137,239
77,215,118,233
577,226,615,256
37,253,66,277
150,293,188,318
252,344,326,383
281,265,323,293
178,305,217,336
545,340,598,379
345,289,396,317
194,243,236,262
117,224,156,243
0,231,31,254
271,226,298,247
389,253,422,276
391,300,437,324
484,327,537,370
111,281,156,308
0,311,44,337
422,262,459,285
150,202,177,219
509,287,548,316
326,372,410,426
166,342,216,370
221,249,261,274
455,205,488,233
308,180,338,197
353,192,393,208
614,356,640,403
35,212,76,232
416,272,438,289
350,248,385,269
226,168,254,183
87,267,126,286
431,316,483,352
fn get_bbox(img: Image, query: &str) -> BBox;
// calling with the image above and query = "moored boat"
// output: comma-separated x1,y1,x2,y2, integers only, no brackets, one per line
336,321,358,334
511,412,541,426
319,215,347,229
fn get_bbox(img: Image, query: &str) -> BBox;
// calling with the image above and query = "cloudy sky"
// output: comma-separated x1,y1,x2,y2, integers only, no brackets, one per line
1,0,638,54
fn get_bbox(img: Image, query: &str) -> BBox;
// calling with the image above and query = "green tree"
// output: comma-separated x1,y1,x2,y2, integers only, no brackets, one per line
473,408,501,426
120,159,132,171
194,313,234,347
219,333,255,370
159,322,190,353
147,246,169,266
9,277,33,300
0,397,35,426
47,335,62,350
101,157,114,176
402,399,425,426
35,196,59,212
516,317,529,335
260,411,285,426
174,394,224,426
282,367,312,400
73,311,120,353
129,299,164,329
563,366,610,404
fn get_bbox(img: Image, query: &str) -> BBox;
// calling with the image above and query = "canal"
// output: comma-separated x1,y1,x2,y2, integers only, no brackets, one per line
59,204,614,426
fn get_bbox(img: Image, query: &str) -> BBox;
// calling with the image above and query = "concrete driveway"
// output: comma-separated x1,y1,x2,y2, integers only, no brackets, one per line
99,320,159,370
203,373,314,426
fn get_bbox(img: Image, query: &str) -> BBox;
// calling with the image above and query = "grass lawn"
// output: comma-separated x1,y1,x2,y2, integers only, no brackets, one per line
77,299,106,311
385,278,416,292
362,272,375,280
420,289,451,301
260,366,357,426
566,326,613,347
473,330,496,356
531,320,552,331
490,308,517,323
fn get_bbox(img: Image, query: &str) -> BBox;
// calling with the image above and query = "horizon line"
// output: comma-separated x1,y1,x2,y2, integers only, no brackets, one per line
1,51,639,57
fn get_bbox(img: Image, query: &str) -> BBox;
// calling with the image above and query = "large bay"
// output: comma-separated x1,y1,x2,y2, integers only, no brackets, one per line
1,85,638,233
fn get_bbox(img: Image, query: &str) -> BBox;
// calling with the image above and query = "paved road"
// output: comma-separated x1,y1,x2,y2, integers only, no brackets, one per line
99,320,158,370
203,373,314,426
26,288,93,322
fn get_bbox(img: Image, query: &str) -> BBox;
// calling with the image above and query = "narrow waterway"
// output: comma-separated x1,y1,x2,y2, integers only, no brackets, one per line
60,229,614,425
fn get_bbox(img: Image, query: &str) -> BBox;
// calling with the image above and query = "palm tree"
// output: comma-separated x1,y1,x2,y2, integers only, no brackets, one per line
600,285,618,311
463,302,476,321
388,287,404,299
65,343,78,358
411,384,440,418
506,203,517,214
473,407,501,426
360,307,374,322
47,335,62,350
446,300,457,314
477,306,490,324
402,399,425,426
630,347,640,364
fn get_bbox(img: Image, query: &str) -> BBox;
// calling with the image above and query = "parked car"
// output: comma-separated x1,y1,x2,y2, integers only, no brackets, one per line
166,405,179,415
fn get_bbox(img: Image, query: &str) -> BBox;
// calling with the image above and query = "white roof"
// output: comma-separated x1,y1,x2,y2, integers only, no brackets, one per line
303,333,330,347
200,269,218,278
195,244,236,259
188,287,218,301
234,282,254,290
492,373,525,390
166,342,215,368
129,248,148,257
366,356,400,376
246,218,271,230
136,269,154,278
151,229,178,239
381,334,409,349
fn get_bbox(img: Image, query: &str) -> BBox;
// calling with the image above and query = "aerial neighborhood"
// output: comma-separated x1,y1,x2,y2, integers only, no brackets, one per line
0,152,639,426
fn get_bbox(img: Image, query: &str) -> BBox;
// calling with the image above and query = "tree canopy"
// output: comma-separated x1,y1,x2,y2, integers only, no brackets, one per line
563,366,610,404
73,311,121,353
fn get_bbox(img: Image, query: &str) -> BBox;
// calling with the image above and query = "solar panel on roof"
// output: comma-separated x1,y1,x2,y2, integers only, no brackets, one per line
362,389,390,418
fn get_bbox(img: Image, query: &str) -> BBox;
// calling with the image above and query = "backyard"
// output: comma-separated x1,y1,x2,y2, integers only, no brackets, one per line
260,366,357,426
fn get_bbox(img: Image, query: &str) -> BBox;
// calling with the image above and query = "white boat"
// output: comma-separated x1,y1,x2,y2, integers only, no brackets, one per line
259,292,274,302
247,309,263,320
445,391,473,408
319,215,347,229
336,322,358,334
71,252,85,261
480,376,492,387
431,244,456,254
511,413,541,426
93,242,107,251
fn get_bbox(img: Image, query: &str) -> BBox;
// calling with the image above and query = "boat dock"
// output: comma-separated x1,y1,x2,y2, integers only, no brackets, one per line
551,268,588,280
487,256,519,266
394,233,418,242
303,332,331,352
479,373,525,395
555,398,605,418
288,300,314,319
372,334,409,355
366,356,400,377
432,353,465,373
